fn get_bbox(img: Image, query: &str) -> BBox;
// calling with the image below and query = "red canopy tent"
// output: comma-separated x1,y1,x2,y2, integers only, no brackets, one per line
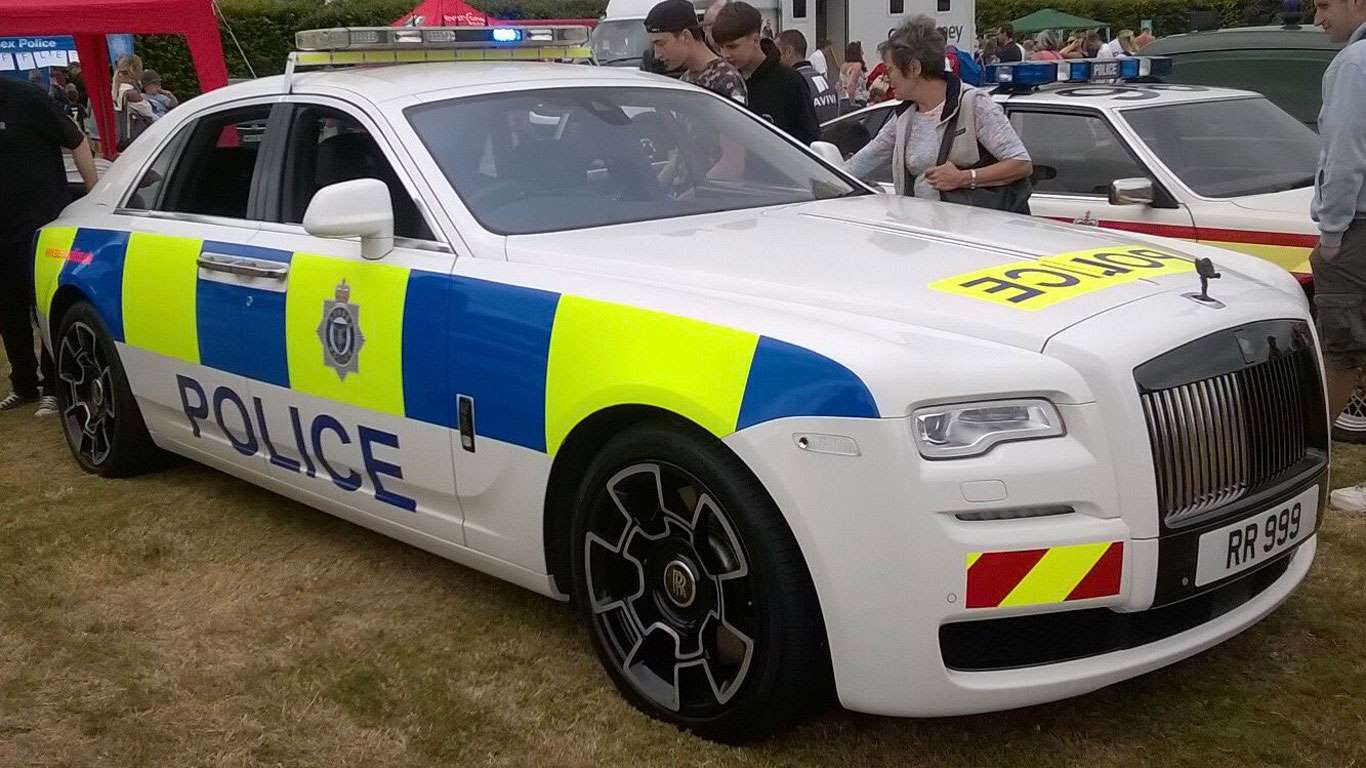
393,0,489,27
392,0,596,28
0,0,229,159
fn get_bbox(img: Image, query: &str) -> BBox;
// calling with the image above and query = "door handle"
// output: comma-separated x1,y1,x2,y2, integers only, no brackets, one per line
198,253,290,281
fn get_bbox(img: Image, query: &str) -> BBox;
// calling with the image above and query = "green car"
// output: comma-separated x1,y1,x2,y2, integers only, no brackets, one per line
1144,23,1342,129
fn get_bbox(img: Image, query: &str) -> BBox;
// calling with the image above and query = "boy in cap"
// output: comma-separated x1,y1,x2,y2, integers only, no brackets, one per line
646,0,747,105
140,70,178,118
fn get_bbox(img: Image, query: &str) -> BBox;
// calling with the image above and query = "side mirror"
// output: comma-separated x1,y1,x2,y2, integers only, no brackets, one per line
1109,177,1155,207
810,140,847,170
303,178,394,260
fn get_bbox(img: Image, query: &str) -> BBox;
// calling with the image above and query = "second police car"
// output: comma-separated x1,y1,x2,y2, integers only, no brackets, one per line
820,57,1366,441
37,28,1328,741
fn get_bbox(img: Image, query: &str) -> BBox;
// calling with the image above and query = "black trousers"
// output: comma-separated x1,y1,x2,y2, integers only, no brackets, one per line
0,234,55,399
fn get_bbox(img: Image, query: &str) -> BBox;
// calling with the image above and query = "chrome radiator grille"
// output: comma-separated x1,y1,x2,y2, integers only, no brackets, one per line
1135,322,1325,529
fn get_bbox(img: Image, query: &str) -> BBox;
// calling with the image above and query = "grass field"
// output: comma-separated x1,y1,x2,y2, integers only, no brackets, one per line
2,349,1366,768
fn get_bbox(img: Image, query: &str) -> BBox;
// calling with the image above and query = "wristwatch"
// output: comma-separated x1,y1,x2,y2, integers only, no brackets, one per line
969,169,978,190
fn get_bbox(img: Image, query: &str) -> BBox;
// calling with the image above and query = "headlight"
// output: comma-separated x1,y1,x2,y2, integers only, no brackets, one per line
912,399,1065,459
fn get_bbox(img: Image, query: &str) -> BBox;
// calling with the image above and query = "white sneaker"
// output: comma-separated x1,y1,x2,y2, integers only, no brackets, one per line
1330,484,1366,513
34,395,59,417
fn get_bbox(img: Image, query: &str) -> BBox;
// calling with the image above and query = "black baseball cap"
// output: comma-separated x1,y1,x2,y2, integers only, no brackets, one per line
645,0,700,33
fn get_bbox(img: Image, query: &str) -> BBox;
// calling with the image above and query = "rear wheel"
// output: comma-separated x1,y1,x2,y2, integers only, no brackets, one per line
570,424,828,743
54,301,161,476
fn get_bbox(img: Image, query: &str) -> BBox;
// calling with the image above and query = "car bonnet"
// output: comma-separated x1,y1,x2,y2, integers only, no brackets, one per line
505,194,1280,352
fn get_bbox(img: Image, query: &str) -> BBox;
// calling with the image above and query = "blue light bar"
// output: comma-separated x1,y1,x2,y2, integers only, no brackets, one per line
986,56,1175,88
491,27,522,43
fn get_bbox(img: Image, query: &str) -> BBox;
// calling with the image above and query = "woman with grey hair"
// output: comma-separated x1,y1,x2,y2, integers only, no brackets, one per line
1031,30,1063,60
846,16,1033,209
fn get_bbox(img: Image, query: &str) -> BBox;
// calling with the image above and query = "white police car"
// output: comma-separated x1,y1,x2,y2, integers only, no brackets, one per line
36,29,1328,741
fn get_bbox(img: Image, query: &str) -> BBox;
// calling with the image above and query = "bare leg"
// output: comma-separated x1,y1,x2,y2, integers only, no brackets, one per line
1326,365,1362,422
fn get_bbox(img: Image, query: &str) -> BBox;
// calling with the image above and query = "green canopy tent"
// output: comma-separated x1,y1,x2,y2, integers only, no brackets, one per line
1009,8,1109,35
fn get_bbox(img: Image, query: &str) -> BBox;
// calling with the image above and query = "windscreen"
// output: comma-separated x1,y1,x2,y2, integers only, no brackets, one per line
591,19,652,66
1121,97,1320,198
407,86,861,235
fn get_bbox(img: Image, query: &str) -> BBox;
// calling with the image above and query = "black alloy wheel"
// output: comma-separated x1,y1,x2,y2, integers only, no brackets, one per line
54,302,160,477
57,318,118,467
570,425,829,742
583,461,757,715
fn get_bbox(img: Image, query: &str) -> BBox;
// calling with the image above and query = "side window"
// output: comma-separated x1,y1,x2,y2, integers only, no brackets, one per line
280,105,433,241
1008,110,1144,196
128,105,271,218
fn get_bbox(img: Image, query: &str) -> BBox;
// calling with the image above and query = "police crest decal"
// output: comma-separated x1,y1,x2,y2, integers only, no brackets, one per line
317,279,365,380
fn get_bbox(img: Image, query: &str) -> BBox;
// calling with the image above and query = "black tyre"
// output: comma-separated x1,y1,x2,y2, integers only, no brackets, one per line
569,423,829,743
1333,386,1366,443
53,301,161,477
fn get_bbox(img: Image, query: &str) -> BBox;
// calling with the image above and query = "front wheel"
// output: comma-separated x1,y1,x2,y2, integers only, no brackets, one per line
1333,386,1366,444
570,424,829,743
54,301,161,476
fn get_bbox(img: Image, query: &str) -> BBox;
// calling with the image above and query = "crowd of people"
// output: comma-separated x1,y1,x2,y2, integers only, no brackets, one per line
977,21,1157,66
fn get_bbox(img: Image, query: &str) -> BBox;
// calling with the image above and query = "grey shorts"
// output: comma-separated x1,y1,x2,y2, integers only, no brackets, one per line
1312,221,1366,370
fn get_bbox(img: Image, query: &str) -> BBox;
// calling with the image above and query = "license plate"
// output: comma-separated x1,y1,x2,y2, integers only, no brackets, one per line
1092,61,1120,79
1195,485,1318,587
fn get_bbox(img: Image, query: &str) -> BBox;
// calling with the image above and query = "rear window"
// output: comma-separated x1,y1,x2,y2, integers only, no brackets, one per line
1121,98,1319,198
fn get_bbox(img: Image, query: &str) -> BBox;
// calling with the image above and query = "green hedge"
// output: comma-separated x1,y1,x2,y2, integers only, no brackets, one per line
136,0,610,99
136,0,1286,99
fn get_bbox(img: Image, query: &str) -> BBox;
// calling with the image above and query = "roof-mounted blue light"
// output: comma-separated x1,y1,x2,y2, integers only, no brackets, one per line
987,56,1175,89
491,27,522,43
986,61,1059,86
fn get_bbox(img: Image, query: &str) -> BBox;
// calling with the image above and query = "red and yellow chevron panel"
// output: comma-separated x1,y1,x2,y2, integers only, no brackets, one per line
965,541,1123,609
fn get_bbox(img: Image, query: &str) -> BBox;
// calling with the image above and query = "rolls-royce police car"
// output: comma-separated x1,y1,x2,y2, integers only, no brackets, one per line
35,28,1328,742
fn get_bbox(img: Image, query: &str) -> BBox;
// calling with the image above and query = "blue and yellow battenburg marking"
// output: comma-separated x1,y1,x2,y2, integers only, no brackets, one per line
36,228,880,454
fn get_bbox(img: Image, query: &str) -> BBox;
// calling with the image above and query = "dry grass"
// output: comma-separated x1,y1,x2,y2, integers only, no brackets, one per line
3,347,1366,767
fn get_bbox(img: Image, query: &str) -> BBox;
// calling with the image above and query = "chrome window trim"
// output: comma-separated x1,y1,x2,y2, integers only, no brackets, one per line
110,209,260,230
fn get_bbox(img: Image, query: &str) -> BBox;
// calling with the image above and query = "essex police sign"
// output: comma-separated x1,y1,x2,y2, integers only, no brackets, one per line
0,36,77,54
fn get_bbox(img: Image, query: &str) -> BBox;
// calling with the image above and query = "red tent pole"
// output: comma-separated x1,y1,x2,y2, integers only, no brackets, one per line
74,33,116,160
184,5,230,93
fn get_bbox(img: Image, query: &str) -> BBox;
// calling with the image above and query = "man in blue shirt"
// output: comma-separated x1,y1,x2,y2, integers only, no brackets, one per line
1310,0,1366,510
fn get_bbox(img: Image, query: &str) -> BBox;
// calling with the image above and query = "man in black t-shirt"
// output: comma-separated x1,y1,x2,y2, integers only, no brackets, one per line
995,23,1026,62
0,77,98,415
712,1,820,144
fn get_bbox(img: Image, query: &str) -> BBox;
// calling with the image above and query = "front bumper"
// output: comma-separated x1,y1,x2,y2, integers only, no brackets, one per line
723,414,1320,718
